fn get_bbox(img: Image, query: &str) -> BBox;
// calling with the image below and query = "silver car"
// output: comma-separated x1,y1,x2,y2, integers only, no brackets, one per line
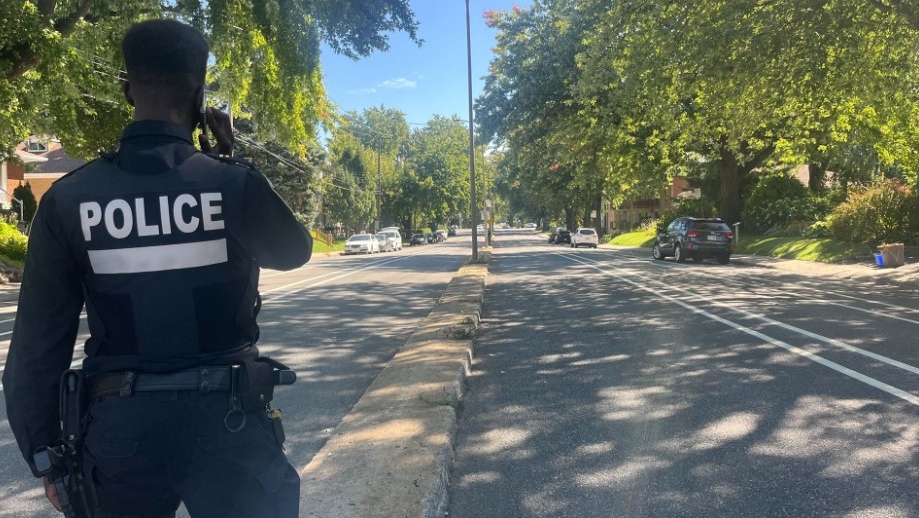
383,231,402,251
376,232,398,252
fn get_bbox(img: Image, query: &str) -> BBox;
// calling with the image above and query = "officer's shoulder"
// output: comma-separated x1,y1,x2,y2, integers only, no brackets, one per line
202,153,275,187
51,155,115,186
202,153,259,172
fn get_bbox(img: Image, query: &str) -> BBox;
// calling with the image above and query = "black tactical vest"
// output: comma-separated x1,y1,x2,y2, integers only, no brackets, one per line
52,153,262,372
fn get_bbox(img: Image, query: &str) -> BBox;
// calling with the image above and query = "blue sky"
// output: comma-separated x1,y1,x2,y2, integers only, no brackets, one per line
320,1,529,130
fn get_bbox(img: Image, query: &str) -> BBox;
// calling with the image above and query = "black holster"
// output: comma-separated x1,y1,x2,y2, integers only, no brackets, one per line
234,357,296,412
226,358,295,445
35,370,97,517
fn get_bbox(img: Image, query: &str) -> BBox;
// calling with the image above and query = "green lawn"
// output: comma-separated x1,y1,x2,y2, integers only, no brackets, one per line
0,254,22,268
312,238,346,255
607,230,872,264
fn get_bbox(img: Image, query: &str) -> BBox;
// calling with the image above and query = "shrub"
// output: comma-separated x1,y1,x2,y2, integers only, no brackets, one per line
826,179,919,246
0,221,27,261
12,183,36,225
743,172,826,234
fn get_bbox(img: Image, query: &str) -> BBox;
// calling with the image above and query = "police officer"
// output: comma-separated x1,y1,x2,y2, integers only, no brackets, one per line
2,19,311,517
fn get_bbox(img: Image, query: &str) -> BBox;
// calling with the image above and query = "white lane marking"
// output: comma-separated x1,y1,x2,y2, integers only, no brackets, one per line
609,249,919,326
260,247,445,302
574,253,919,376
798,298,919,326
558,252,919,407
0,246,453,379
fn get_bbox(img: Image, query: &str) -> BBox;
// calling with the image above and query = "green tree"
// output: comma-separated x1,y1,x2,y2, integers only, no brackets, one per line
233,118,322,224
406,116,472,229
575,0,919,224
12,183,37,224
324,129,376,233
321,165,374,235
341,106,411,228
0,1,420,158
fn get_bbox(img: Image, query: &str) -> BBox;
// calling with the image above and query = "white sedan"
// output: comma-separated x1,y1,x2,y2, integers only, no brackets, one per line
344,234,380,255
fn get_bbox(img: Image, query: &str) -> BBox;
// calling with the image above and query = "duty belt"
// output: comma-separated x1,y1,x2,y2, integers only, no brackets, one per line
87,366,233,399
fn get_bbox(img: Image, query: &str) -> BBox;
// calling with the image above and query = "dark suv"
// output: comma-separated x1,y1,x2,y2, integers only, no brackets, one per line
652,217,734,264
549,227,571,245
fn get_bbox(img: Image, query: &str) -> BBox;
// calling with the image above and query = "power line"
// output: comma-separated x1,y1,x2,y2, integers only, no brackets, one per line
234,134,374,195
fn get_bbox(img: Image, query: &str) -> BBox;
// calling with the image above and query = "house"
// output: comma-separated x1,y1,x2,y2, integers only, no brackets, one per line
2,137,85,208
605,177,692,234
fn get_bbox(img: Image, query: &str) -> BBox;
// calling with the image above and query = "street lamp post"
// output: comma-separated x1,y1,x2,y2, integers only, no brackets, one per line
466,0,478,262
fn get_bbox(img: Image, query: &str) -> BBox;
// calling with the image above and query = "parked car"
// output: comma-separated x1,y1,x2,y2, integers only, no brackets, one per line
410,233,428,246
571,228,599,248
381,227,403,245
344,233,380,255
424,232,435,243
555,228,572,245
524,222,537,229
435,229,447,242
377,230,401,251
376,232,395,252
652,217,734,264
476,224,485,233
447,227,457,237
548,226,567,244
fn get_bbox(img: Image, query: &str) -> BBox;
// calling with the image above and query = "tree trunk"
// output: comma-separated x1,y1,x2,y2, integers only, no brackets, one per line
593,191,603,235
808,163,827,194
564,208,574,231
718,149,742,226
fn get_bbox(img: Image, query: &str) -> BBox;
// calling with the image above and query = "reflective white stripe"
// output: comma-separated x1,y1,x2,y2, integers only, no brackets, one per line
88,238,228,274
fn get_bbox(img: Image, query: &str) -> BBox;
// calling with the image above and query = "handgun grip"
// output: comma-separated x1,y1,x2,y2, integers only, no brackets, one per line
274,370,296,385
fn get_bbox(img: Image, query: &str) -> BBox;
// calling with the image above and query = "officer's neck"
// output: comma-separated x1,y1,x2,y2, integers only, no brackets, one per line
132,105,196,136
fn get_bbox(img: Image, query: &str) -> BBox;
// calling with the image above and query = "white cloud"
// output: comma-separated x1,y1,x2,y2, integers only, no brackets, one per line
378,78,417,89
347,87,378,95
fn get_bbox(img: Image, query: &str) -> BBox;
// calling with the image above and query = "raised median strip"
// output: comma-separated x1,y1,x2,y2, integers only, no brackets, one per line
300,253,489,517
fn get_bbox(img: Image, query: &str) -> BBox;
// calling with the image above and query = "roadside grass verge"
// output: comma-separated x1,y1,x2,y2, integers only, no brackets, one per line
313,239,346,255
607,230,872,264
0,254,23,268
608,229,656,247
735,236,871,263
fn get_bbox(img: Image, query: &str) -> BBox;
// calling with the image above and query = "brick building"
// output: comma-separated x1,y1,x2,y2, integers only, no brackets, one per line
1,137,85,210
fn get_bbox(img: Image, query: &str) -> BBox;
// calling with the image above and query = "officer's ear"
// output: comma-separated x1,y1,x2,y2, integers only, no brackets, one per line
122,80,136,107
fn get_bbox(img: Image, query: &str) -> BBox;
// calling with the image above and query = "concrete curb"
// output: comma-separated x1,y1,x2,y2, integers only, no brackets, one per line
300,254,489,517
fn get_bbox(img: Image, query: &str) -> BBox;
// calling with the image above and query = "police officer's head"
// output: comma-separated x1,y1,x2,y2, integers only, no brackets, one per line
121,20,208,131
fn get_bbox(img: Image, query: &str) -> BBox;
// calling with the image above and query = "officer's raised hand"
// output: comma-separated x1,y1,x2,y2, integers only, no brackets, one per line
198,107,234,157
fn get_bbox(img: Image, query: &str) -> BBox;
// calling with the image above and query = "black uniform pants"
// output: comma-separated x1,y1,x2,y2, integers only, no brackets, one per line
83,390,299,518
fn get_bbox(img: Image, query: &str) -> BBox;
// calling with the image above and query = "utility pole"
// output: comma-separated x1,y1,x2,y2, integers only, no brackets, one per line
376,140,382,233
466,0,478,262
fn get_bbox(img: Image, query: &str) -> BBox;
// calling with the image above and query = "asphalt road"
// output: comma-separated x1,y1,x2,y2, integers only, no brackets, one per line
449,230,919,518
0,235,471,517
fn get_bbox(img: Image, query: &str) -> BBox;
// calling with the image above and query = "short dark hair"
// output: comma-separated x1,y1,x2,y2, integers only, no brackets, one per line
122,19,208,91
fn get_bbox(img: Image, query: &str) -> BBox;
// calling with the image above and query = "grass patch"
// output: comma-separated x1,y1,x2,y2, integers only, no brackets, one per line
0,254,23,269
607,230,872,264
464,249,491,265
312,238,346,255
735,236,871,264
607,229,656,247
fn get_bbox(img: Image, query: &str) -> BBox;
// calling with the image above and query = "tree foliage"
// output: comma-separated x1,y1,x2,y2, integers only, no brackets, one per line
405,116,472,229
478,0,919,227
0,1,420,158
